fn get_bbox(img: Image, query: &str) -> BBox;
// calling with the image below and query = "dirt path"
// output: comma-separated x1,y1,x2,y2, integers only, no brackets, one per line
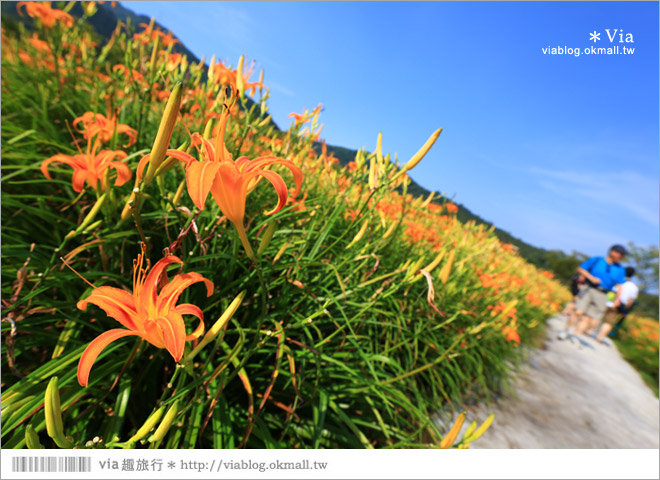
465,315,659,448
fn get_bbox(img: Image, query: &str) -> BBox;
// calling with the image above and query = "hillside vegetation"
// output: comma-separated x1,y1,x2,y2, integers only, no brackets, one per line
3,2,571,449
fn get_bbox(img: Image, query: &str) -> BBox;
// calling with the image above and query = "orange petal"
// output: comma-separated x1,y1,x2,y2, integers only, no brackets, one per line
210,162,246,225
234,156,251,171
155,315,185,361
246,157,303,198
253,169,289,215
117,124,137,147
175,304,205,340
41,154,76,180
157,272,213,314
136,153,151,181
109,161,132,187
78,329,139,387
72,169,87,192
137,149,195,181
191,133,216,162
77,286,140,330
185,160,221,210
141,255,183,307
165,148,198,165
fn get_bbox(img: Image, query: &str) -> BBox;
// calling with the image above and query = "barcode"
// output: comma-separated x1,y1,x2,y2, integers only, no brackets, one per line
11,456,92,473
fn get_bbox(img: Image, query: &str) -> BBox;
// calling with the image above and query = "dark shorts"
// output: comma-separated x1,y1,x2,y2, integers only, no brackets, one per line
603,306,628,326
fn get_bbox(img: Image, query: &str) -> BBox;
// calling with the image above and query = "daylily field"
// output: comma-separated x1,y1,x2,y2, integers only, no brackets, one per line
1,2,570,449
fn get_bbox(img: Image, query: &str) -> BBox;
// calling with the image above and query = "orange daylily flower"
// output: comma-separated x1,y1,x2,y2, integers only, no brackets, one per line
75,66,111,83
27,33,51,53
17,1,74,29
288,112,309,125
289,104,322,126
133,23,179,47
502,325,520,345
158,31,179,48
160,51,187,72
137,102,302,259
76,244,214,387
112,64,145,83
41,135,131,193
211,59,264,96
73,112,137,147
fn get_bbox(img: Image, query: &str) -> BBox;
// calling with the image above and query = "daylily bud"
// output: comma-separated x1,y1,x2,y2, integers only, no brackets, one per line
438,249,456,285
355,148,367,171
463,414,494,443
409,257,426,276
203,118,214,139
172,179,186,206
347,219,369,248
462,420,478,441
82,219,103,235
421,191,435,208
148,34,161,78
236,55,245,98
45,377,74,448
184,290,247,363
142,82,183,187
66,193,106,239
83,2,98,17
208,54,216,85
382,221,398,239
126,405,166,445
25,425,44,449
368,154,378,190
257,222,277,255
148,400,179,443
402,128,442,173
257,115,272,128
376,132,383,166
422,250,446,275
272,242,290,264
121,191,136,221
439,412,465,449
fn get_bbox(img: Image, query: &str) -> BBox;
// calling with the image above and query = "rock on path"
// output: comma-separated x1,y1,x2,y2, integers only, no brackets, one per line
466,315,659,448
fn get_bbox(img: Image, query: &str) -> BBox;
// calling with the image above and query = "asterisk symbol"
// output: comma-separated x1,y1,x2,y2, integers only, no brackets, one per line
167,461,176,469
589,31,600,42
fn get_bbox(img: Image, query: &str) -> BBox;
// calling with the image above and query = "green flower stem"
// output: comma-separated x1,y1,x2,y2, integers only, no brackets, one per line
235,222,256,261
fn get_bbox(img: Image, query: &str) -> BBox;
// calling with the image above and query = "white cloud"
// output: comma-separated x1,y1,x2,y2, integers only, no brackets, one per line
267,81,296,97
510,206,632,256
529,168,659,226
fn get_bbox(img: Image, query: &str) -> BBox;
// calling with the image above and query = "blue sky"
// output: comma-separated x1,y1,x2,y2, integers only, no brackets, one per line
124,1,658,257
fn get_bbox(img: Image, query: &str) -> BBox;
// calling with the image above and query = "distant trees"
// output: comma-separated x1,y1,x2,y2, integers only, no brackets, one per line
543,250,589,285
623,242,659,321
625,242,659,294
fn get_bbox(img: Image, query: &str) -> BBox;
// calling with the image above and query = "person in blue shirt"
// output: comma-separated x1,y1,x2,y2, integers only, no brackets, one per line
557,244,627,345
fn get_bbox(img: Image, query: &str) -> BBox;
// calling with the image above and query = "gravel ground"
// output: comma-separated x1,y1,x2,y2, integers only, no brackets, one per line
464,315,659,448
